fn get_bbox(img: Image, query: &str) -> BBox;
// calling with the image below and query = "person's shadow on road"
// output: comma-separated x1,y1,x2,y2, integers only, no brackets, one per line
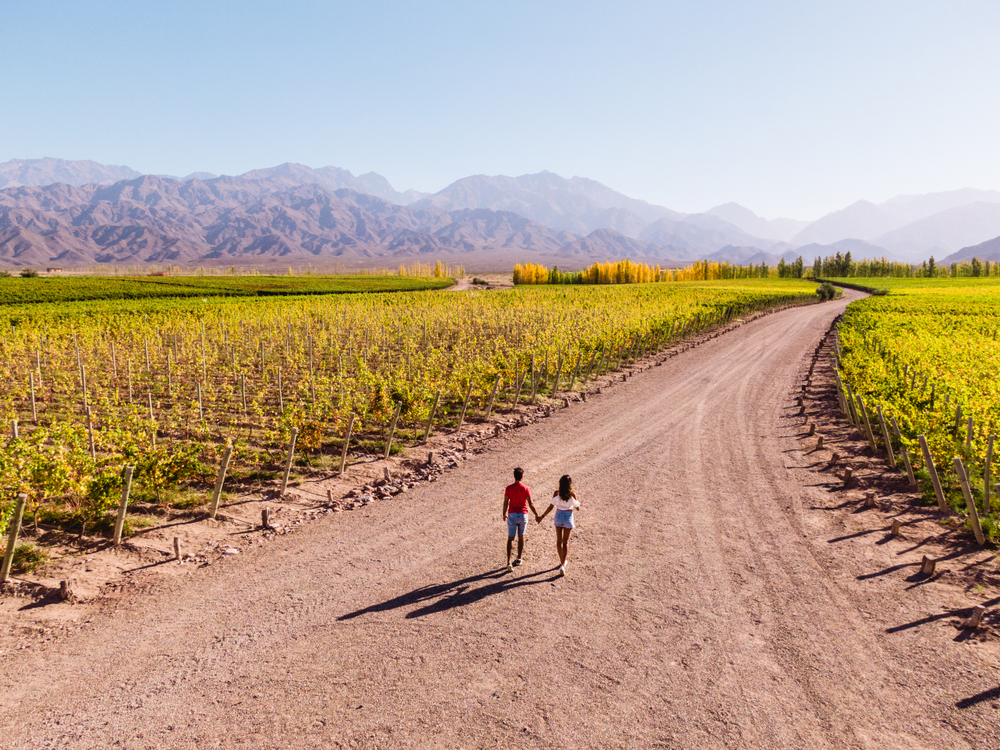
338,566,562,621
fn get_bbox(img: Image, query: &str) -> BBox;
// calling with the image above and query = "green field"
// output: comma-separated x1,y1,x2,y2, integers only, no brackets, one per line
832,277,1000,541
0,274,454,306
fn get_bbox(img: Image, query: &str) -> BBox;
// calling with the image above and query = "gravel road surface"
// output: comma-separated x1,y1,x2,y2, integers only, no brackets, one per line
2,291,997,749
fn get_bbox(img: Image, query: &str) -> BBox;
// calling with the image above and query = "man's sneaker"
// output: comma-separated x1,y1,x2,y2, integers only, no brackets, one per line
512,558,522,567
506,563,514,572
559,564,566,576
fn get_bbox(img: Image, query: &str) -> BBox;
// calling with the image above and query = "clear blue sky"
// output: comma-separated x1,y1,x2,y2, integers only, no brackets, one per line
2,1,998,219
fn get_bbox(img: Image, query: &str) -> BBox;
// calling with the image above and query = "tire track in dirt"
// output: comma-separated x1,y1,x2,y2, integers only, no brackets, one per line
1,290,996,749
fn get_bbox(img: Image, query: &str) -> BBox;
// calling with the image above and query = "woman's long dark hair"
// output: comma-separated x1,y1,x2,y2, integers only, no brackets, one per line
558,475,573,501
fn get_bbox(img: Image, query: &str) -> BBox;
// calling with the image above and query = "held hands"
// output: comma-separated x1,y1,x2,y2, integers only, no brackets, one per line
534,514,542,524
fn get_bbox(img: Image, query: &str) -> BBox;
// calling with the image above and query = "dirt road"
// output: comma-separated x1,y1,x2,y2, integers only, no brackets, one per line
2,292,997,749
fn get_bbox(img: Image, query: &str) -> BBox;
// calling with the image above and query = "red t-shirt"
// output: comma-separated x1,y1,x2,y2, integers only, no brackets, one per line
505,482,531,514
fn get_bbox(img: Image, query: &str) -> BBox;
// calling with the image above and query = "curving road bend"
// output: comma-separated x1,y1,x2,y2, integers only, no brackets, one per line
1,290,997,749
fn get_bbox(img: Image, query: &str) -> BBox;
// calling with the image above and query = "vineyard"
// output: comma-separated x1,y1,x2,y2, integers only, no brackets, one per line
0,273,453,306
832,276,1000,542
0,278,818,549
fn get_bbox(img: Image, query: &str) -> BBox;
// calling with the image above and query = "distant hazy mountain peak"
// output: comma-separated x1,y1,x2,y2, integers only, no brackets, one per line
0,157,142,190
411,171,685,238
701,202,812,243
881,187,1000,210
702,203,777,240
944,233,1000,263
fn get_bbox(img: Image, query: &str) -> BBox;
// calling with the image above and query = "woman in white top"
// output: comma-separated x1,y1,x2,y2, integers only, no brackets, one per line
535,475,580,576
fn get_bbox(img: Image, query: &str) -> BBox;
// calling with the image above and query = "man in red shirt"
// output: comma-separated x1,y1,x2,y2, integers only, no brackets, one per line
502,467,539,572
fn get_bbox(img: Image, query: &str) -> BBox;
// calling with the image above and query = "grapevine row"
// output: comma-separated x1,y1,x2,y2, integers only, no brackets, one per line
832,277,1000,542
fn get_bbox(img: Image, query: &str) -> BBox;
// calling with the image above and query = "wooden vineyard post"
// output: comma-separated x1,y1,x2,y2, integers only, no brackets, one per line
339,415,355,476
919,435,948,512
920,556,936,576
127,359,133,403
29,372,36,423
529,363,541,404
600,346,613,376
10,420,17,440
985,435,994,513
876,406,896,467
1,494,27,581
112,466,134,546
583,350,598,383
901,449,917,487
148,393,156,447
485,376,501,421
277,368,284,413
85,407,96,460
965,417,974,452
456,381,474,432
423,391,441,442
833,368,850,417
569,352,582,390
551,355,564,396
856,396,878,451
209,445,234,519
81,365,88,409
384,401,402,459
965,605,987,630
511,371,526,411
843,381,859,426
240,373,248,415
197,382,204,422
954,457,986,545
201,321,208,383
280,427,299,495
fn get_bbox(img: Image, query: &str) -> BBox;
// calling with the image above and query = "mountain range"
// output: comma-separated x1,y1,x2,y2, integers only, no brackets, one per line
2,157,1000,269
0,176,579,268
0,158,142,190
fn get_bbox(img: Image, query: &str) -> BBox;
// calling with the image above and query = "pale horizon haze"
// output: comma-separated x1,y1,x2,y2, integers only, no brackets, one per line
2,1,999,220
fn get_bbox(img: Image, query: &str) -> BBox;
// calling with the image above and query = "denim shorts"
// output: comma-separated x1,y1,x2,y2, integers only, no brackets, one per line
507,512,528,537
554,509,575,529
